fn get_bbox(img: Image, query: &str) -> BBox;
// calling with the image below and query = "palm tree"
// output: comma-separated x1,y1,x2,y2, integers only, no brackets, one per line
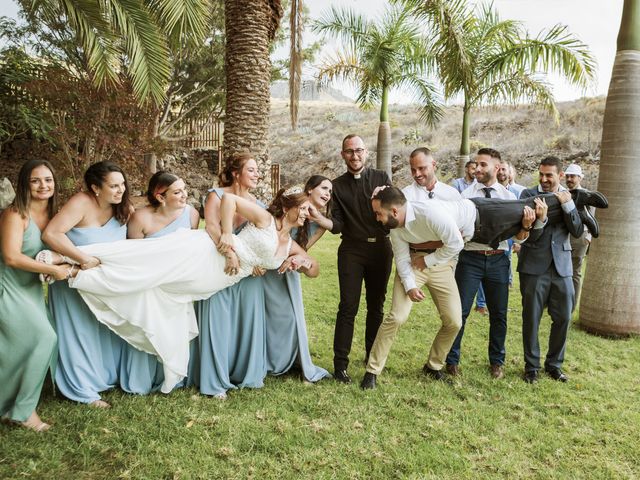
20,0,210,105
313,5,442,177
224,0,282,200
398,0,596,175
579,0,640,335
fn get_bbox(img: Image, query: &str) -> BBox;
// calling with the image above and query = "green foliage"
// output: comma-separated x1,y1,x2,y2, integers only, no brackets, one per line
0,46,53,151
401,127,423,146
16,0,211,105
313,4,442,126
395,0,596,155
1,234,640,478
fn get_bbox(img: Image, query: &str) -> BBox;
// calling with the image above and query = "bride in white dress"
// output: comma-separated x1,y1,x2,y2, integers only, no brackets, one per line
63,187,318,393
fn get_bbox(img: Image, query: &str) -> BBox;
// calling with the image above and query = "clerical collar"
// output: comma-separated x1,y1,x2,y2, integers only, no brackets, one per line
350,168,365,179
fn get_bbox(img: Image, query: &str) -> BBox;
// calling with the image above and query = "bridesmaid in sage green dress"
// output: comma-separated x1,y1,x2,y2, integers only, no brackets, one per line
0,160,72,432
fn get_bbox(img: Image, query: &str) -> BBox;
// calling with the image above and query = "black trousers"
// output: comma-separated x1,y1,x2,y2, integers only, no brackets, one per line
470,193,567,248
333,239,393,371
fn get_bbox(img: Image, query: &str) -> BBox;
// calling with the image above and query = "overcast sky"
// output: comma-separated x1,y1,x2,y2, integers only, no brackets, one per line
0,0,624,103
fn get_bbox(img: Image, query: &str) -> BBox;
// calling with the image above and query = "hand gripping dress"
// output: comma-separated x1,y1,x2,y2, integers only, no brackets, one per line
69,220,289,393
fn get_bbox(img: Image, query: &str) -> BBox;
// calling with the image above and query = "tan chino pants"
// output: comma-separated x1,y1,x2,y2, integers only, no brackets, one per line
367,258,462,375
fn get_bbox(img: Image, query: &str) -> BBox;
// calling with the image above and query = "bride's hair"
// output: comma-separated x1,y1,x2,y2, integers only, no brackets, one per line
84,161,132,225
219,153,255,187
146,171,179,207
268,186,309,249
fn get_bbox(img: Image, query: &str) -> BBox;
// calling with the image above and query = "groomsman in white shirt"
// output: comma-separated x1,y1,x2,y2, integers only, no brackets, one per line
361,148,463,389
446,148,516,380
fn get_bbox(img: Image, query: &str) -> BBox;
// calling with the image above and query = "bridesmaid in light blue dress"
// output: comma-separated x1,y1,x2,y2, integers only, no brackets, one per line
43,161,134,407
124,171,200,393
263,175,333,382
192,153,267,399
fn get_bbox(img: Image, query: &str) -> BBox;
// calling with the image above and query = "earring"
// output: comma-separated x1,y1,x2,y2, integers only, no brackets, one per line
95,192,99,197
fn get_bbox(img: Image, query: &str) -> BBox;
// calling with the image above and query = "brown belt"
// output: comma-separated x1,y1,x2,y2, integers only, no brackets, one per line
469,249,505,256
410,248,437,254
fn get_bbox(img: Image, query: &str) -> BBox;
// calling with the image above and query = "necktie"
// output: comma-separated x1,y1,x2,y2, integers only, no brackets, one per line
482,187,492,198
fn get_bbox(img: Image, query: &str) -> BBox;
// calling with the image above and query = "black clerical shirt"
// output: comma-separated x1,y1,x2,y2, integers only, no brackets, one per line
330,167,392,241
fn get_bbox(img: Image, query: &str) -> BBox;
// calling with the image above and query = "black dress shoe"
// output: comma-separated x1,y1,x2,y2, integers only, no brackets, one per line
523,370,538,384
572,189,609,209
545,368,568,382
422,364,448,382
579,207,599,238
360,372,376,390
334,369,352,384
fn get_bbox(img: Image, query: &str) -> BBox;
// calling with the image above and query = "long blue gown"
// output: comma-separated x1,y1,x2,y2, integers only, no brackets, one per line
191,189,267,396
262,222,331,382
120,206,195,394
48,217,127,403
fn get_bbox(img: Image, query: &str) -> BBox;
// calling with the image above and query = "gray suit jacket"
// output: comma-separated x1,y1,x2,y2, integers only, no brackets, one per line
517,187,583,277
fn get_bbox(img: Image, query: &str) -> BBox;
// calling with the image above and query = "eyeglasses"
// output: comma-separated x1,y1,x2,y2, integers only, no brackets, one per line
428,191,435,199
343,148,365,156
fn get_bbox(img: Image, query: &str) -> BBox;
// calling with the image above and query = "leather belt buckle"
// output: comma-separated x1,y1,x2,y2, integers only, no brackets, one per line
366,237,377,243
479,249,504,256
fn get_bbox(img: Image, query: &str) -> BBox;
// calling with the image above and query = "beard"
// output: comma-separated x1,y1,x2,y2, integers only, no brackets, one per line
383,217,399,229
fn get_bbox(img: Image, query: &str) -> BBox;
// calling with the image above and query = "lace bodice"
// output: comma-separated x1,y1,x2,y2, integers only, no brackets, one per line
234,219,291,273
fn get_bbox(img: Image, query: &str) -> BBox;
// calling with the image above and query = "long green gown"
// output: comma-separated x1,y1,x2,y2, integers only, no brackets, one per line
0,219,57,422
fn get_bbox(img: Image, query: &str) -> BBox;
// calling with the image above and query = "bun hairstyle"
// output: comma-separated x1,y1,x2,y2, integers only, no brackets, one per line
146,171,179,207
84,161,132,225
14,159,58,219
268,185,309,249
219,152,255,187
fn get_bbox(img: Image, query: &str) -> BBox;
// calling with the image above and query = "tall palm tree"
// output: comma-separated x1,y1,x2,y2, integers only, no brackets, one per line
398,0,596,175
224,0,282,200
579,0,640,335
20,0,210,105
313,5,442,178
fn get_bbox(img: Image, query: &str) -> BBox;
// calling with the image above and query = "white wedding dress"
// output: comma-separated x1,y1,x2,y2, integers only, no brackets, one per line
69,220,290,393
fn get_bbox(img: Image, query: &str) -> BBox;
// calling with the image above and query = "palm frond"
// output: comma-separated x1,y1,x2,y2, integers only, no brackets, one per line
148,0,210,48
397,73,443,126
472,71,559,122
312,6,367,51
106,0,171,105
488,23,597,90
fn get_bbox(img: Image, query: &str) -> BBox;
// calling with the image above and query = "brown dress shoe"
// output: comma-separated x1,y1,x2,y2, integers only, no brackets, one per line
474,306,488,315
445,364,460,376
490,364,504,379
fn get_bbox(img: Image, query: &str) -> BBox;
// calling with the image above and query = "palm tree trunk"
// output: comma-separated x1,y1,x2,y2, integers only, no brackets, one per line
579,0,640,335
457,99,471,177
224,0,282,201
376,85,392,178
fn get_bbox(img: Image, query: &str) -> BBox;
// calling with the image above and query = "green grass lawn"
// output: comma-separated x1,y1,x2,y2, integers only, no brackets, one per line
2,234,639,479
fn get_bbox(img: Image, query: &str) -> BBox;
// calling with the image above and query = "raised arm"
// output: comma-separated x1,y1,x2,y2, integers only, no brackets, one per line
220,193,271,232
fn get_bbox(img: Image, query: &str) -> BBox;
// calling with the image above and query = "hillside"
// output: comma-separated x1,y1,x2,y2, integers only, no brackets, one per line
269,97,605,190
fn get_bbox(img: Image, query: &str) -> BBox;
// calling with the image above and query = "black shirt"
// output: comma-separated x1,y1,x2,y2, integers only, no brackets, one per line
330,167,392,241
